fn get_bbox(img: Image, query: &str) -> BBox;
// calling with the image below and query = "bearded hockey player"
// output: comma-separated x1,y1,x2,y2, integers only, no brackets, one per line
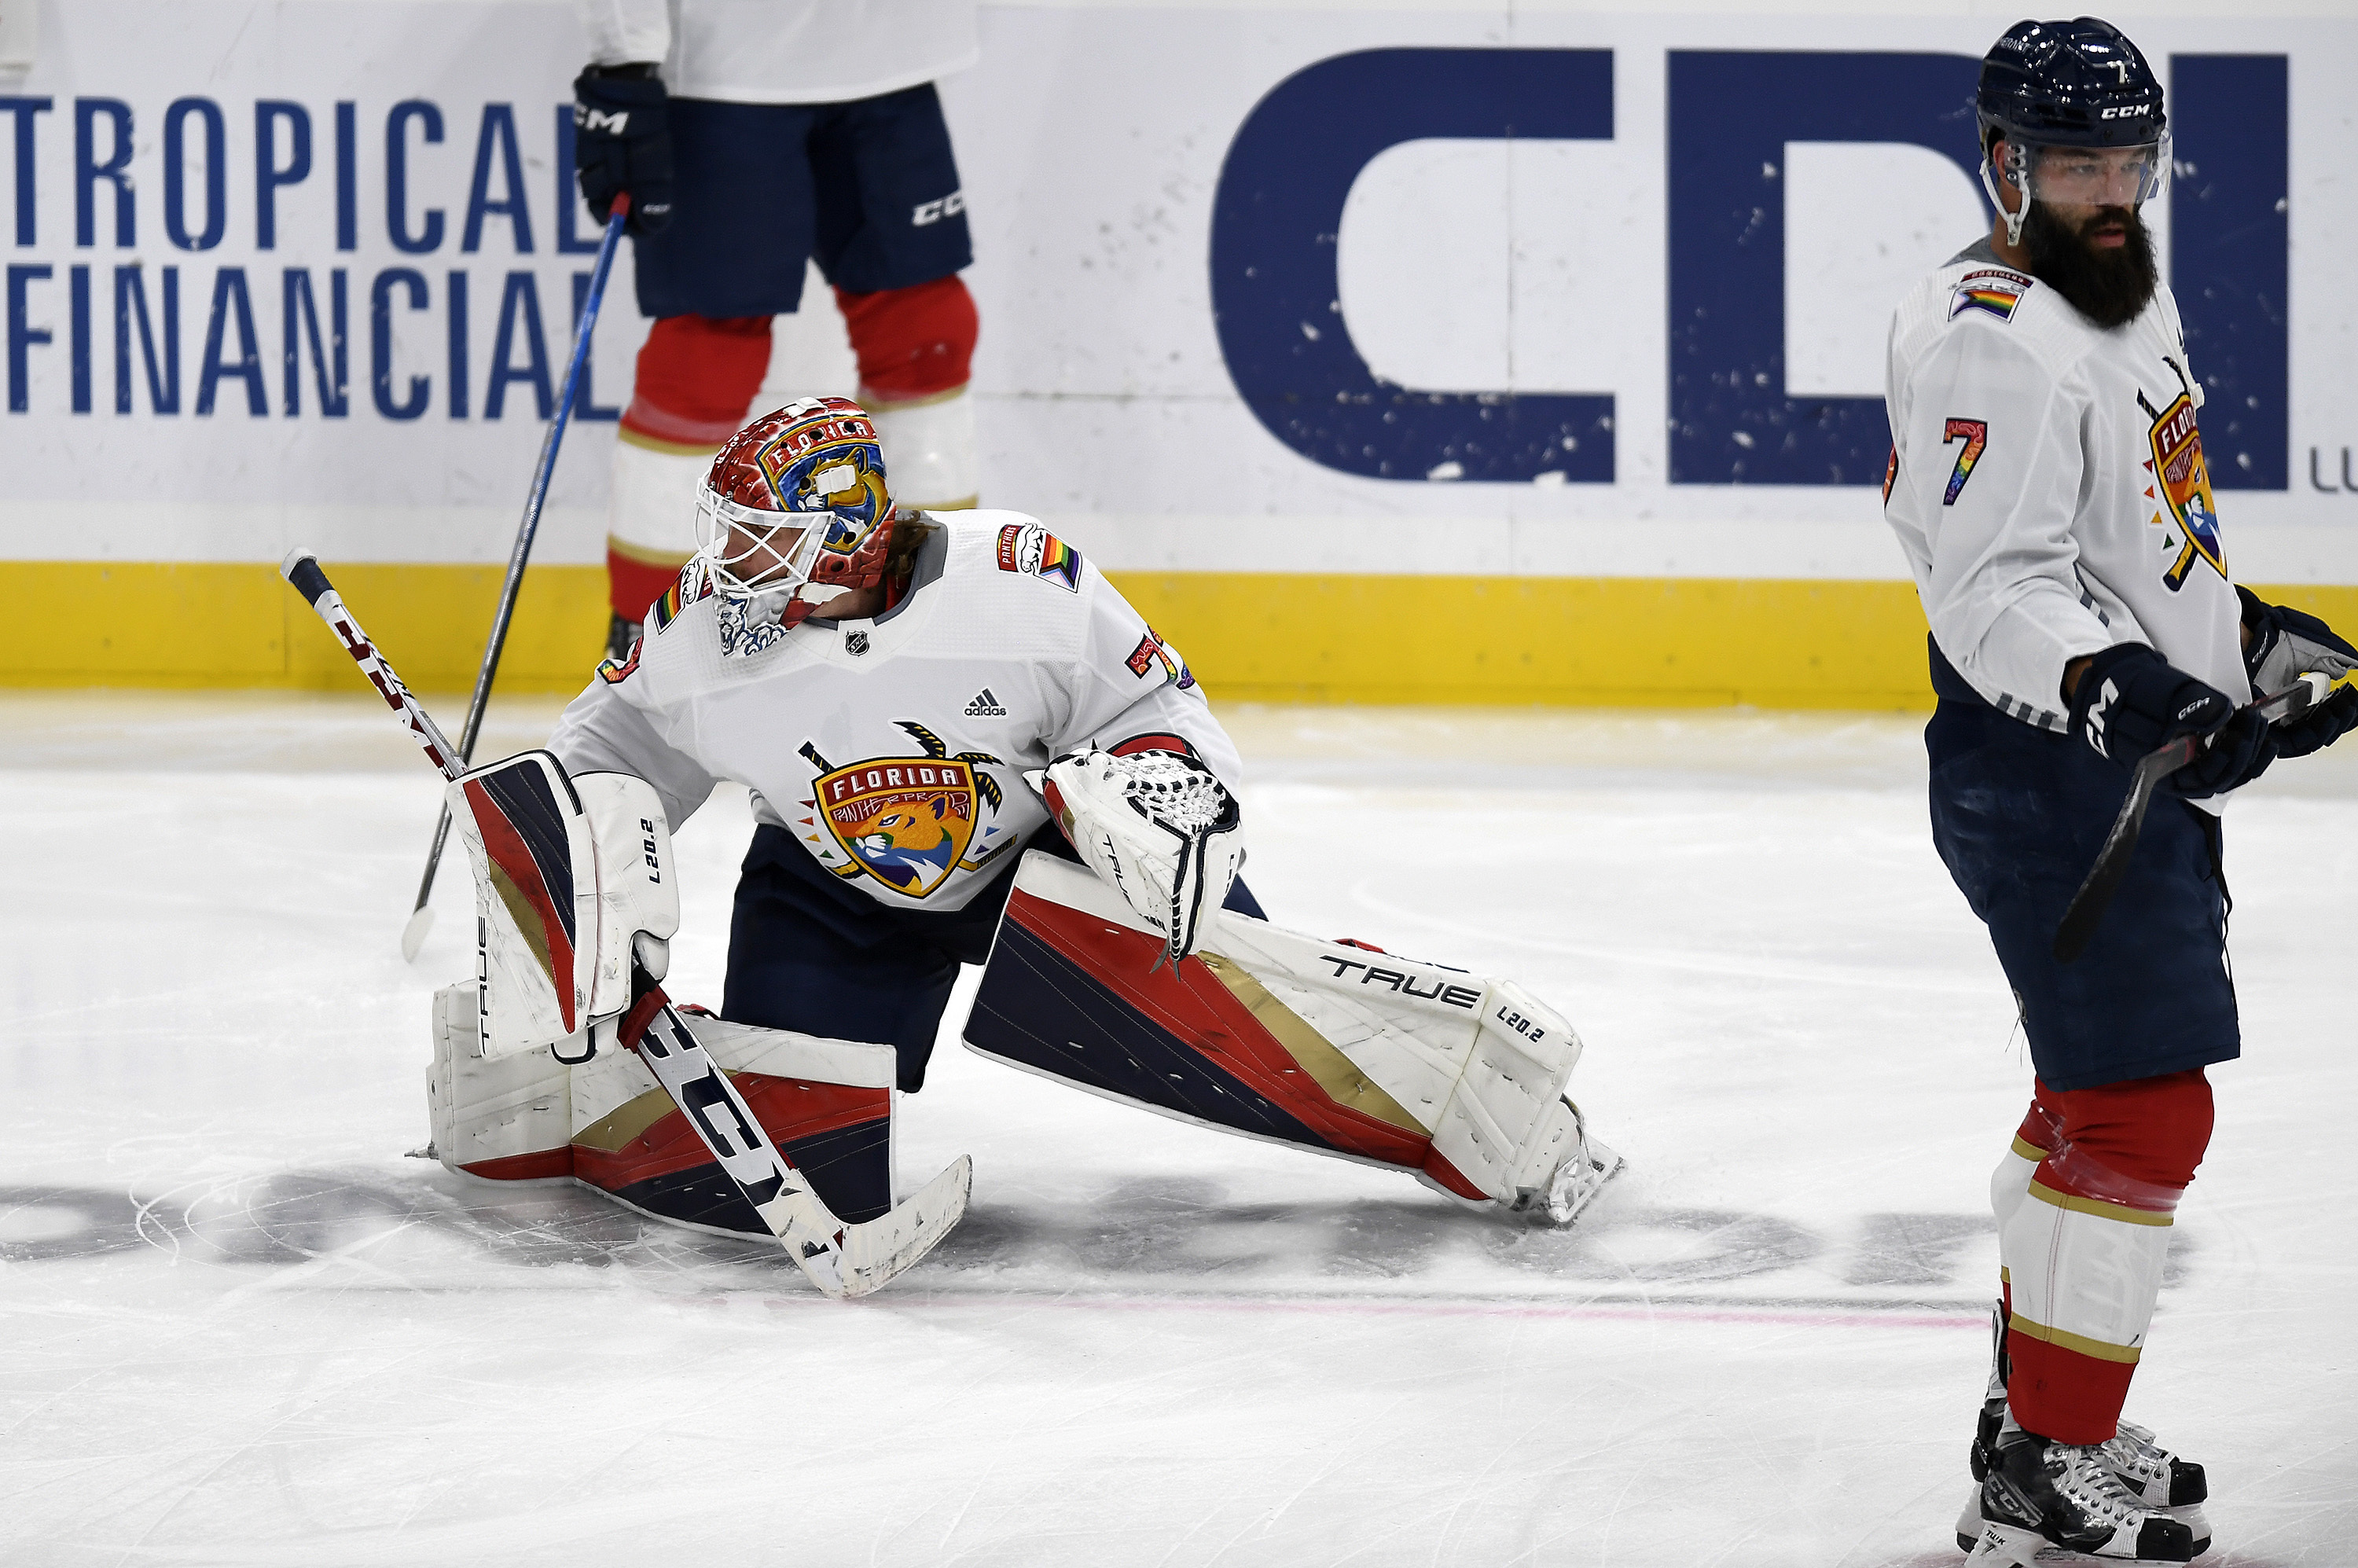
1884,20,2358,1566
571,0,983,661
426,397,1617,1284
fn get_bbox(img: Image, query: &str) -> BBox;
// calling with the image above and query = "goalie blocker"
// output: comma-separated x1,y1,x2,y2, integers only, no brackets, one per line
965,853,1621,1221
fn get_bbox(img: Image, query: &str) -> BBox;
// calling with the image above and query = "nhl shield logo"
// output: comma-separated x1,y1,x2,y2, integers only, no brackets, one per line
796,723,1008,899
2141,389,2224,590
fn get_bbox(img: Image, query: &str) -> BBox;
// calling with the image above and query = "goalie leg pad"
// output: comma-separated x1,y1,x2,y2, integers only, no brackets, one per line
425,986,898,1228
571,1016,898,1230
428,982,574,1181
966,854,1620,1218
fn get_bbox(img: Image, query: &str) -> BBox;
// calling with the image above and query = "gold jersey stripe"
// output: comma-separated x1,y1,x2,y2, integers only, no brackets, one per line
2010,1134,2051,1162
1197,953,1429,1136
2028,1178,2173,1227
2008,1312,2143,1365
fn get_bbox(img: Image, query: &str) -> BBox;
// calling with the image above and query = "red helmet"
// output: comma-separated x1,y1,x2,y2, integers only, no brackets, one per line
694,397,896,619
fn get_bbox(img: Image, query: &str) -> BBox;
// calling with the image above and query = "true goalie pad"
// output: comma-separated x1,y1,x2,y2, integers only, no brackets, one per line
1037,747,1243,964
428,983,900,1230
964,853,1621,1223
447,752,681,1059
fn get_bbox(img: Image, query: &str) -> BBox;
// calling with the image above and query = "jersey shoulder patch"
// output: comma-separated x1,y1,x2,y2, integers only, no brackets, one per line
1947,266,2036,326
992,519,1086,593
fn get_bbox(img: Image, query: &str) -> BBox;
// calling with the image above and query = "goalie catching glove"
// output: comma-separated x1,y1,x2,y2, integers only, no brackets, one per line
1036,747,1243,966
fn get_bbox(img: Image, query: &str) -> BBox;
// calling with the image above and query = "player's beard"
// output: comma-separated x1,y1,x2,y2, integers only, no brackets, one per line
2022,200,2158,329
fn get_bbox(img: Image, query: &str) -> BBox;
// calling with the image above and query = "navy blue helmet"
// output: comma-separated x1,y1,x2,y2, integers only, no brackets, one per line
1975,18,2168,233
1977,18,2166,151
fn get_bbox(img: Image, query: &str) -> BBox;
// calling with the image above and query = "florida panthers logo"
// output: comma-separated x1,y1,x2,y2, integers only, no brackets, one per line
2140,387,2224,591
796,723,1008,898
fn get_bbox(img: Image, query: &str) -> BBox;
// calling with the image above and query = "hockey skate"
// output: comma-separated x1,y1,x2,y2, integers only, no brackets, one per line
1959,1430,2201,1565
1960,1306,2209,1555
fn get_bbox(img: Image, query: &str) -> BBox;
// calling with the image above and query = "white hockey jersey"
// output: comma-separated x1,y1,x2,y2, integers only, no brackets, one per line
546,512,1241,914
575,0,978,105
1884,239,2244,744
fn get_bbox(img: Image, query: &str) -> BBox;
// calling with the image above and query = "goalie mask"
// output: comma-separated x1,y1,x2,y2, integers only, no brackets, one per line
1976,18,2169,246
694,397,897,621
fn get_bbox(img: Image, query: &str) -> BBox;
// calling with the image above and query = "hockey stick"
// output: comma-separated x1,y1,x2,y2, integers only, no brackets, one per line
280,549,973,1298
2051,671,2331,964
401,198,633,963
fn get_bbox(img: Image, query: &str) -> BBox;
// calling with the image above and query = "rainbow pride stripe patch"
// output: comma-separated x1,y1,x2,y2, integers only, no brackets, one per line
1037,534,1082,592
1950,268,2031,324
650,564,713,633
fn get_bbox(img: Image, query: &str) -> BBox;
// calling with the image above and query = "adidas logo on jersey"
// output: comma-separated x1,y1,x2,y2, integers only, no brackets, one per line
963,687,1008,718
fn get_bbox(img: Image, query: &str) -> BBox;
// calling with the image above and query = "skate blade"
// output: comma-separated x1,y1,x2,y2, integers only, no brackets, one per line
1963,1519,2201,1566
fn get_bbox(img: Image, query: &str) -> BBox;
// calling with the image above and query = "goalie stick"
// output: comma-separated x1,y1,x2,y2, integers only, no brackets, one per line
280,548,972,1298
2051,671,2330,964
400,198,631,964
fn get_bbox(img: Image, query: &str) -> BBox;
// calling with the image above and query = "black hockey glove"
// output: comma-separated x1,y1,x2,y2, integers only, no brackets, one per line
2238,585,2358,759
572,64,673,234
2066,642,2276,798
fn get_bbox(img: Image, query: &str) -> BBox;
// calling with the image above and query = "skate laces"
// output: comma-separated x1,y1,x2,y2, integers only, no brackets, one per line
2099,1421,2170,1486
2048,1442,2147,1526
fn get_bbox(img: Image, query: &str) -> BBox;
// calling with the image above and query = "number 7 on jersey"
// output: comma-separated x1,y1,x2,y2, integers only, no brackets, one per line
1941,418,1988,505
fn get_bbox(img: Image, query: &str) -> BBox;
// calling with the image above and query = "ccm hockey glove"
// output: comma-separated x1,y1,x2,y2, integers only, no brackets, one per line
2067,642,2275,798
2239,586,2358,758
572,64,673,233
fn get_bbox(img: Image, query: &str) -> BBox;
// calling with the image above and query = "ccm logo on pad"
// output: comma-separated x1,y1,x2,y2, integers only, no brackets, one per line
1316,956,1481,1010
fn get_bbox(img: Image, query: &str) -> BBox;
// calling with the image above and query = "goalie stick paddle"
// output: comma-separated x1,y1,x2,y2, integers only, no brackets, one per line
278,550,974,1298
402,198,633,963
2051,672,2332,964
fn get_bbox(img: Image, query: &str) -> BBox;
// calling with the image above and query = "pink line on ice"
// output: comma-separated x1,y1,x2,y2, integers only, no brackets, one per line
728,1290,1986,1331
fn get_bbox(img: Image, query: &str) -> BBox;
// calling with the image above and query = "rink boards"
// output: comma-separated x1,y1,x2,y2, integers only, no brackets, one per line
3,2,2356,702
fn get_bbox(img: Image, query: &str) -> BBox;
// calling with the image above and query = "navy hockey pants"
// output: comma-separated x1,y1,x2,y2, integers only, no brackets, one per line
723,824,1265,1092
1925,641,2240,1091
631,86,972,321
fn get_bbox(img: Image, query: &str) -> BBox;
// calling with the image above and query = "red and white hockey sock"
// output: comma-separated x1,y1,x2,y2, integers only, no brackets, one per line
606,314,774,620
837,276,980,509
1998,1070,2213,1445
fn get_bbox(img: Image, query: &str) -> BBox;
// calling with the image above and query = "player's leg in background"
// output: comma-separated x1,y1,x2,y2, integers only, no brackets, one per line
2001,1070,2213,1445
608,314,773,652
608,100,822,659
808,83,981,511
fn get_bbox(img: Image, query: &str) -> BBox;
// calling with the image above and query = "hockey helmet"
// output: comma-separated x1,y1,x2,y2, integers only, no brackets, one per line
1976,19,2169,238
693,396,896,611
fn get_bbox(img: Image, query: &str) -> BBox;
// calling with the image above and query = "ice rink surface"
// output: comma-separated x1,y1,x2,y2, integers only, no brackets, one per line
6,693,2355,1568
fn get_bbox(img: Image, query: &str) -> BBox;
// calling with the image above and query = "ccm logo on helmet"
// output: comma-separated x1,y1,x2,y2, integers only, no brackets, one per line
2101,104,2152,119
